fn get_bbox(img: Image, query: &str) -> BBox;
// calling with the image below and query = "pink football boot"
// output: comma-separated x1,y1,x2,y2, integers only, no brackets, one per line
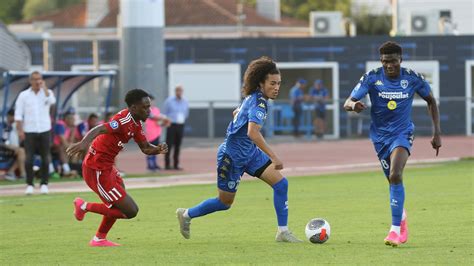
89,239,121,247
73,197,87,221
400,209,408,243
384,231,401,247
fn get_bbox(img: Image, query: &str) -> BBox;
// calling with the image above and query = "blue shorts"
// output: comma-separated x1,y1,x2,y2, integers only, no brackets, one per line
216,143,272,192
373,132,414,177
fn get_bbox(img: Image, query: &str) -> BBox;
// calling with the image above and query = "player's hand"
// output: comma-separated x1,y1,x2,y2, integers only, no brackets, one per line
66,142,88,159
352,101,367,113
156,143,168,154
431,133,442,156
272,157,284,170
162,118,171,127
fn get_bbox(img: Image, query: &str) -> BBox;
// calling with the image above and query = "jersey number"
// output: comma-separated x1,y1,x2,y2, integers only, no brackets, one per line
380,159,390,170
108,187,122,201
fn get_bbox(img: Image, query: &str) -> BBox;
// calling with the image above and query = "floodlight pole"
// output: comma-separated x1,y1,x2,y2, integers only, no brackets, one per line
120,0,166,107
391,0,399,36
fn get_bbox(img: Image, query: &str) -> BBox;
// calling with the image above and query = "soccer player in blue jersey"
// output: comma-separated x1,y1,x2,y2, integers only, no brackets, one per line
344,41,442,247
176,56,302,243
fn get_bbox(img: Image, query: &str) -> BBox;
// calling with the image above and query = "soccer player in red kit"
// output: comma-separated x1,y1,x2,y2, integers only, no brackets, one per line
67,89,168,247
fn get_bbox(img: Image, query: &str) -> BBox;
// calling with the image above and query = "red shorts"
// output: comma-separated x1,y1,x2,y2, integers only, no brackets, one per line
82,165,127,207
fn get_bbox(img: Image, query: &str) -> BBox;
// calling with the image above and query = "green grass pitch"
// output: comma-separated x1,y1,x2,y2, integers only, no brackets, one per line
0,160,472,265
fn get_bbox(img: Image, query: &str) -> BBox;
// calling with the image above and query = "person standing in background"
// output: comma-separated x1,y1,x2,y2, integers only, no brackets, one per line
77,113,100,141
163,85,189,170
309,79,330,139
145,95,170,171
15,71,56,195
289,79,306,137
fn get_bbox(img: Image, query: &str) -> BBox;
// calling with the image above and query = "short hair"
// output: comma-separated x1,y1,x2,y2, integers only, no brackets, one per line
242,56,280,96
88,113,99,120
125,89,150,107
29,71,42,79
7,109,14,116
379,41,402,56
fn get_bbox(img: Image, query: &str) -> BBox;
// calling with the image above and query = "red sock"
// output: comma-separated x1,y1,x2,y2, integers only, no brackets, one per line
96,216,117,239
86,203,126,218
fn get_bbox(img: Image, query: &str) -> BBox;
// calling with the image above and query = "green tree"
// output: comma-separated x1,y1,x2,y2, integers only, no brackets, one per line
280,0,351,21
352,5,391,35
244,0,351,20
0,0,26,24
22,0,83,21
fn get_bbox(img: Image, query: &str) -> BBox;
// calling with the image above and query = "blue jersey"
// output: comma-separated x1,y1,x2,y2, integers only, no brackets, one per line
309,87,329,111
289,86,304,104
350,67,431,142
224,91,268,158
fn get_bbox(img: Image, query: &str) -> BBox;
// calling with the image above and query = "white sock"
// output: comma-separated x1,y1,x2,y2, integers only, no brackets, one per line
80,202,87,211
48,163,55,173
183,209,190,219
93,236,104,241
62,163,71,173
278,226,289,233
402,209,407,221
390,225,401,235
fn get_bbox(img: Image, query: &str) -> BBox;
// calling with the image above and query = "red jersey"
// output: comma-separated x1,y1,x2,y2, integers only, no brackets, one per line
84,109,146,170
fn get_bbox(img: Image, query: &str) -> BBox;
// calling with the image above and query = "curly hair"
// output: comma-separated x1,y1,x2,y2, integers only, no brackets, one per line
379,41,402,56
242,56,280,96
125,89,150,107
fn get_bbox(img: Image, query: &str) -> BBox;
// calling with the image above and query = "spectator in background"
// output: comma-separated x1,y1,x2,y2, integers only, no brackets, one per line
101,111,114,124
52,109,78,177
15,71,56,194
1,109,26,180
289,79,306,137
163,85,189,170
77,113,99,141
145,95,170,171
309,79,330,139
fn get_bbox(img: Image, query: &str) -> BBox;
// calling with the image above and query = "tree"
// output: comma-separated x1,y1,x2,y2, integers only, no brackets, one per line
280,0,351,21
244,0,351,20
22,0,83,21
352,4,391,35
0,0,26,24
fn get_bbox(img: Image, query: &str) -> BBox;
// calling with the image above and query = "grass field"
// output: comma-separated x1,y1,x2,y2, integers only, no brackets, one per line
0,160,472,265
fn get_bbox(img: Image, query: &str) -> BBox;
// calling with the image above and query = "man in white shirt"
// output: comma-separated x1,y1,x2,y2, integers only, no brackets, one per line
15,71,56,195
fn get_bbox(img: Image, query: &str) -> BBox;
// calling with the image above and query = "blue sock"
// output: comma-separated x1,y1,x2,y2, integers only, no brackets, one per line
272,178,288,226
188,197,230,218
389,183,405,226
150,155,157,168
146,156,154,169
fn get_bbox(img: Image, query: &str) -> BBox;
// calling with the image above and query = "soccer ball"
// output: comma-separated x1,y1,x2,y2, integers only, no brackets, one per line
305,218,330,244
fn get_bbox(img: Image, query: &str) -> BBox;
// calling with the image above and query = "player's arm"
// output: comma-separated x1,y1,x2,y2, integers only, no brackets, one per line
136,141,168,155
343,97,367,113
247,122,283,170
66,124,108,159
422,92,442,155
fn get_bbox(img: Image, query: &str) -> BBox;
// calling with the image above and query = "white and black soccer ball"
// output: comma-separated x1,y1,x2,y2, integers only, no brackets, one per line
305,218,330,244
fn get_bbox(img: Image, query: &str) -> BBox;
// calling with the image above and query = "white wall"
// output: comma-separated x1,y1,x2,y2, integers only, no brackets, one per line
168,64,241,108
398,0,473,35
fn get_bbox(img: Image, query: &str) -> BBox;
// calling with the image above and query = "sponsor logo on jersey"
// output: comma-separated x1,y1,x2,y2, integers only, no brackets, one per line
400,79,409,89
258,102,266,109
375,80,384,86
387,100,397,110
378,91,409,100
256,110,265,120
110,120,119,129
